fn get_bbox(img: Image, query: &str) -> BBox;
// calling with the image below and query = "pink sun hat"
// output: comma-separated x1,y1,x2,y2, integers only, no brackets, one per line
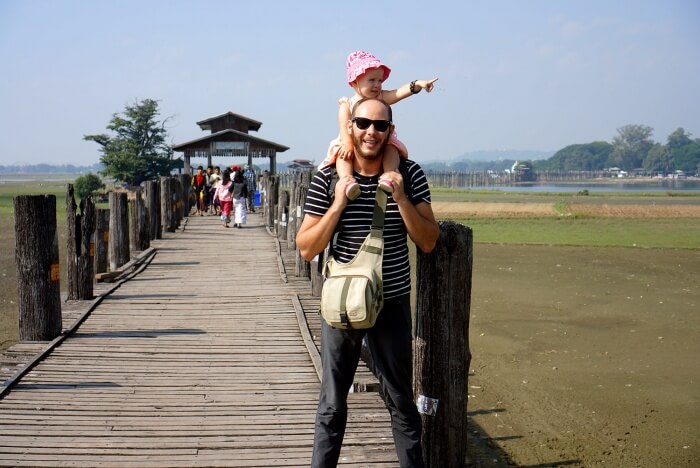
346,50,391,86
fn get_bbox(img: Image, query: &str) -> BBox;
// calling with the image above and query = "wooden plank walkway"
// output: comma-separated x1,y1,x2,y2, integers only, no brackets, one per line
0,213,398,467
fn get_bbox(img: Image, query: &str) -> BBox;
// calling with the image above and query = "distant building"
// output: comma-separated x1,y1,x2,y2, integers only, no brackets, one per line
511,160,535,182
172,111,289,175
287,159,316,171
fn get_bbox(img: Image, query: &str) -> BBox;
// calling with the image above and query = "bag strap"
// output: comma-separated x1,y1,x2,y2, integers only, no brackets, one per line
369,188,388,240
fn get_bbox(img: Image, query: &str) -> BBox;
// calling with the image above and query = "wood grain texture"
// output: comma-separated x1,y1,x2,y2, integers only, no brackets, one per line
0,213,398,466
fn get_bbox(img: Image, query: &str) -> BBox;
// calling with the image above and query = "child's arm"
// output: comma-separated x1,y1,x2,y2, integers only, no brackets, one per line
336,100,354,160
382,78,438,105
382,145,401,173
336,157,354,180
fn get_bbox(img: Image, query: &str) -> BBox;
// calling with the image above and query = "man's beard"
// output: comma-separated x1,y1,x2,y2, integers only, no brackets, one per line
351,131,389,161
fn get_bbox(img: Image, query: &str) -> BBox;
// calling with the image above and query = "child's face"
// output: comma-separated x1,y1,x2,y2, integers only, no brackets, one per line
353,68,384,99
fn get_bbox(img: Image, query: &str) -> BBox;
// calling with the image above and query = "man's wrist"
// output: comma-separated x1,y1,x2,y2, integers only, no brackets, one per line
395,194,411,206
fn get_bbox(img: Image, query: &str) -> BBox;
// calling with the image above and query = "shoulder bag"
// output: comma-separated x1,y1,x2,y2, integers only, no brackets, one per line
320,188,387,329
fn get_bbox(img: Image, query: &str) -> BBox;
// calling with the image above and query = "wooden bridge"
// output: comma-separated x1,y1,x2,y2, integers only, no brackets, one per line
0,213,399,466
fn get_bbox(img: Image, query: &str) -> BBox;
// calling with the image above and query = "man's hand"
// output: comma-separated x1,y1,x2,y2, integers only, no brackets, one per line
296,174,355,261
380,170,439,253
380,170,407,203
333,175,355,209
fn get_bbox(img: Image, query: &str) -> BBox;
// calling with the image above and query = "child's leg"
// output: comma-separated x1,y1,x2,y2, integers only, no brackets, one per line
336,157,360,201
379,145,401,193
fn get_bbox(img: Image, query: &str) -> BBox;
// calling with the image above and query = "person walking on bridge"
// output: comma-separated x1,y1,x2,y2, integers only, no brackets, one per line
191,166,207,216
243,164,257,213
297,97,439,467
229,170,249,229
214,169,233,228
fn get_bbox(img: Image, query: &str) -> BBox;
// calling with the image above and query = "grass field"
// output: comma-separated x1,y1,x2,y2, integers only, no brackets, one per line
431,187,700,249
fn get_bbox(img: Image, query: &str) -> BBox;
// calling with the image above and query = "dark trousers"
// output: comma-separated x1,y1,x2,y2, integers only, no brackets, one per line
311,295,424,468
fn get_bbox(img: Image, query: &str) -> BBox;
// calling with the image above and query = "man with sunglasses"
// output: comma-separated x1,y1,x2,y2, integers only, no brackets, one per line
297,97,439,467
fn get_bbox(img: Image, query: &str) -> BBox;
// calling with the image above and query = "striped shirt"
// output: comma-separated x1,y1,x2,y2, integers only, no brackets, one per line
304,160,432,299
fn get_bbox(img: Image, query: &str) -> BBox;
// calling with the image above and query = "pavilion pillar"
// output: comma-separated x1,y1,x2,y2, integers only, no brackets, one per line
270,151,277,175
184,154,191,175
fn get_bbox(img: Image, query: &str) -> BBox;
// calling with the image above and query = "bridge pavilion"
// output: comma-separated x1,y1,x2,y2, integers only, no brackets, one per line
172,111,289,174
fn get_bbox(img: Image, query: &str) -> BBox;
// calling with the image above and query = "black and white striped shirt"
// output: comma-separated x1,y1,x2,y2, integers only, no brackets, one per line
303,160,432,299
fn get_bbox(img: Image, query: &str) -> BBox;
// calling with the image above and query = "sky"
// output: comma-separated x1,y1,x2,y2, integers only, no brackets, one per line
1,0,699,167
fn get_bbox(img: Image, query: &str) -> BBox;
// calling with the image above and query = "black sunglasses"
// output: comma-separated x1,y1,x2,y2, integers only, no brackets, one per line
352,117,392,132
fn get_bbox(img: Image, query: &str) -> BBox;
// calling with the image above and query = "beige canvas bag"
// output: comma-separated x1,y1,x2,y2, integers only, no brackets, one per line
320,189,387,329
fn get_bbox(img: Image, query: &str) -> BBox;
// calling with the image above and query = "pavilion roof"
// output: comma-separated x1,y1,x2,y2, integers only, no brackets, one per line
196,112,262,133
171,129,289,152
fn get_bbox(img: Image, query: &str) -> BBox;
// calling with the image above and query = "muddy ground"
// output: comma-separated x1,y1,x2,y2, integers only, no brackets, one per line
466,244,698,467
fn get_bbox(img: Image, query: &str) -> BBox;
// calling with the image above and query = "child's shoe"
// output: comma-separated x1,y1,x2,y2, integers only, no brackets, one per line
378,178,394,193
345,181,361,201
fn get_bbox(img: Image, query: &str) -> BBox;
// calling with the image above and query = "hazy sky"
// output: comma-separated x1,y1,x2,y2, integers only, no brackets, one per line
1,0,698,167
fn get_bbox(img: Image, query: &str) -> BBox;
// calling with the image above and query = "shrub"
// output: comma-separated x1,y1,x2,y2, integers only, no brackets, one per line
74,173,104,200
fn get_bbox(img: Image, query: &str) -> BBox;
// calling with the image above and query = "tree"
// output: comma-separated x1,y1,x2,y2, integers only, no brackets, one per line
84,99,180,186
610,124,654,171
667,128,692,149
643,144,673,174
671,141,700,174
74,173,105,199
539,141,613,171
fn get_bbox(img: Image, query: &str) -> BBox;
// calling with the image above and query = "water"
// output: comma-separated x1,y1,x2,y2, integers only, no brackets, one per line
0,175,77,183
488,180,700,193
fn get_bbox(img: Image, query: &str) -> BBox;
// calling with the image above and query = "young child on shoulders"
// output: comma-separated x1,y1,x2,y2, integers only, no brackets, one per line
321,50,438,200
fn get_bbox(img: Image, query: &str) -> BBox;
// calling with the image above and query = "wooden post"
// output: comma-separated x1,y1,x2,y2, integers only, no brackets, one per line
108,192,130,271
66,184,79,300
160,176,174,233
277,189,289,240
294,172,310,278
129,192,138,255
413,221,473,468
287,177,298,250
179,174,190,220
77,197,96,299
66,185,97,300
143,180,161,240
94,208,109,274
137,188,149,250
265,175,279,229
129,188,149,253
172,177,182,228
13,195,62,341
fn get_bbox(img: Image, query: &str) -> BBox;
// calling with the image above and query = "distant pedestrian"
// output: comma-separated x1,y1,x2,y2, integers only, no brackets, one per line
191,166,207,216
229,170,249,229
204,166,214,212
209,166,222,215
214,169,233,228
243,165,257,212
